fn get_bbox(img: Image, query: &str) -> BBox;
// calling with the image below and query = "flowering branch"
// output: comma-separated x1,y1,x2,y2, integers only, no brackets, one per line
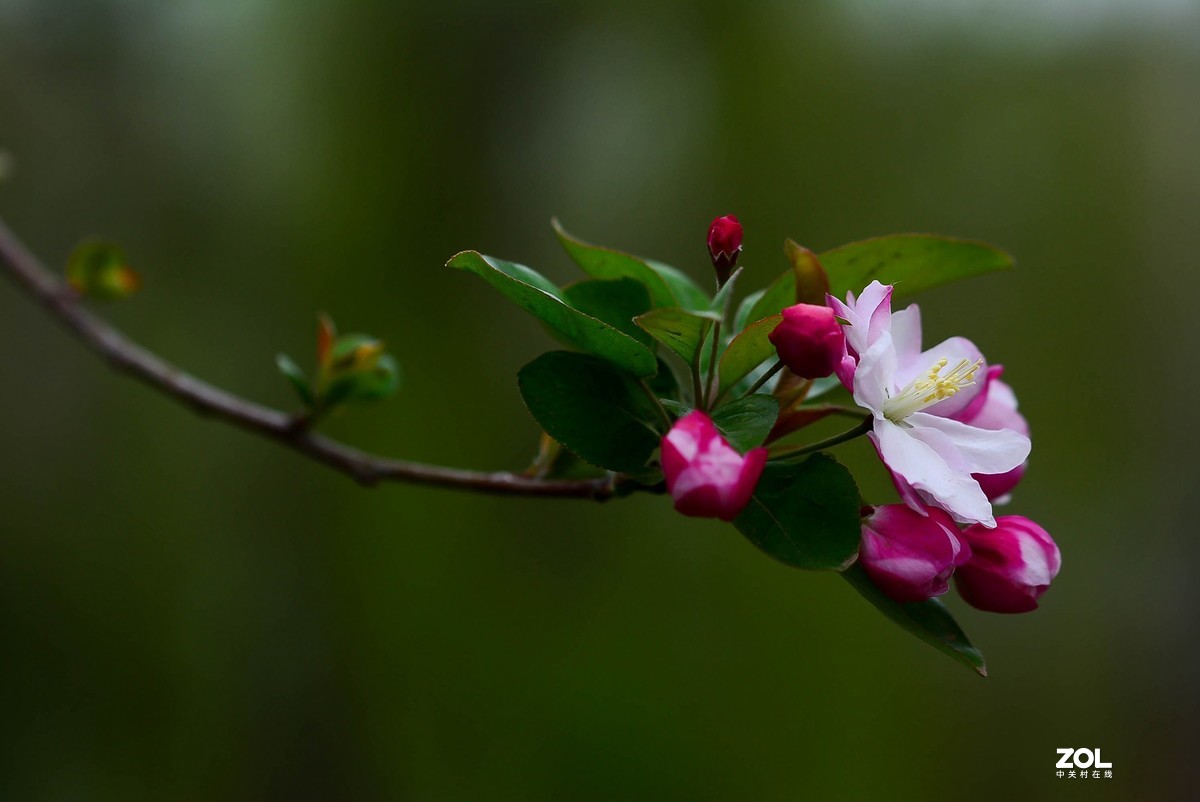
0,216,619,499
1,203,1054,675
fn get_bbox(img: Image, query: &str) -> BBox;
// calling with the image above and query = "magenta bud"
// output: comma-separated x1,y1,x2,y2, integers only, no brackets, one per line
767,303,846,379
859,504,970,603
954,516,1060,613
707,215,743,284
661,411,767,522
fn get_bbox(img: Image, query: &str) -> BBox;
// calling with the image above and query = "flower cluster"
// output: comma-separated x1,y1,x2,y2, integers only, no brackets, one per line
454,211,1060,669
659,218,1059,615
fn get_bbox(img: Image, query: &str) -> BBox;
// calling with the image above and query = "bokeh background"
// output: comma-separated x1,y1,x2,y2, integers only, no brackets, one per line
2,1,1198,799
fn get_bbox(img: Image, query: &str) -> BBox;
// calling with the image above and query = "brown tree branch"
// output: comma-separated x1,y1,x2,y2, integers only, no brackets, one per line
0,216,621,499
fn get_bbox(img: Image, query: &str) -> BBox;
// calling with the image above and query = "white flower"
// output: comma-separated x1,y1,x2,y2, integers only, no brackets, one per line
830,282,1030,526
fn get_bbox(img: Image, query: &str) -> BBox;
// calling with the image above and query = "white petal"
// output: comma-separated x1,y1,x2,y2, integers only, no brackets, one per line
907,413,1031,475
874,420,996,526
852,333,897,414
889,304,923,375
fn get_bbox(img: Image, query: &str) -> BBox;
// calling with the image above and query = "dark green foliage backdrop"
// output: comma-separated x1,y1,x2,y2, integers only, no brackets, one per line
1,2,1197,799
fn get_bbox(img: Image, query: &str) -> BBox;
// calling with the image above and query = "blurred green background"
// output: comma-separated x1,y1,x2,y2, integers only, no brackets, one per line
2,1,1197,799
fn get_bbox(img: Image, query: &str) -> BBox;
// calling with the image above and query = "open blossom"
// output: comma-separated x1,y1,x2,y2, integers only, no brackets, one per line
859,504,970,602
955,516,1060,613
829,282,1030,527
661,411,767,522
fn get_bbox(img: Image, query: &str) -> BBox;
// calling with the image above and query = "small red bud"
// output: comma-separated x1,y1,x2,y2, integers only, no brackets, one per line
768,303,845,379
707,215,743,285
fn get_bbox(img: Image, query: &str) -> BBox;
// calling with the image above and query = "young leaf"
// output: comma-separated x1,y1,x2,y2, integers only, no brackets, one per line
552,219,710,310
517,351,663,473
324,354,400,406
643,259,711,311
276,354,314,408
634,307,721,364
736,239,827,327
733,288,766,333
710,266,743,316
562,278,654,348
823,234,1014,300
710,395,779,452
841,564,988,676
733,454,861,570
717,314,782,398
66,241,141,300
784,238,830,305
447,251,657,378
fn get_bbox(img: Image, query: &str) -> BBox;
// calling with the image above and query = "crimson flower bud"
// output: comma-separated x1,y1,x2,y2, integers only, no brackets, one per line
859,504,970,603
707,214,743,285
767,303,846,379
661,411,767,522
954,516,1060,613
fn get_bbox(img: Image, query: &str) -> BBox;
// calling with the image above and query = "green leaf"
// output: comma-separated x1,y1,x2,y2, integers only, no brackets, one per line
66,241,141,300
710,266,743,316
644,259,711,311
824,234,1014,301
737,240,828,326
646,357,680,399
562,278,653,348
517,351,662,473
552,218,676,307
754,234,1014,311
746,272,799,321
326,333,381,367
634,307,720,364
322,353,400,408
733,454,861,570
717,314,781,398
660,399,691,419
842,564,987,676
447,251,657,378
552,219,711,310
276,354,314,408
711,395,779,452
733,288,766,332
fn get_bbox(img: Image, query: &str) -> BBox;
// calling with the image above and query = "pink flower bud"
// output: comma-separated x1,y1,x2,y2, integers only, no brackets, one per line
859,504,970,603
767,303,846,379
707,215,743,284
661,411,767,522
955,516,1060,613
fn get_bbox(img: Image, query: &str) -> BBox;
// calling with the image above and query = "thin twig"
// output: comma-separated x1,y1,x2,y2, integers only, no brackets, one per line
768,415,874,461
0,216,623,500
737,359,785,401
691,319,710,407
703,320,721,410
637,379,672,432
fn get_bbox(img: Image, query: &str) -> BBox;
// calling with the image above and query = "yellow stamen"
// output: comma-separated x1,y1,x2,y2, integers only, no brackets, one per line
882,357,982,423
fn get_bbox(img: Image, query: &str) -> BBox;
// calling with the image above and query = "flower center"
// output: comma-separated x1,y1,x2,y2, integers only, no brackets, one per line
881,357,981,423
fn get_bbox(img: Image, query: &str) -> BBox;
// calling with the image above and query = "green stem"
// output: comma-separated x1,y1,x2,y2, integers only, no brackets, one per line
769,415,874,461
703,320,721,410
638,379,673,432
736,359,785,401
691,320,711,407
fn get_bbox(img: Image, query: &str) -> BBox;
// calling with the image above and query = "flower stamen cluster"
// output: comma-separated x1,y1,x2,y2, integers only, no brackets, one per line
882,356,982,423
